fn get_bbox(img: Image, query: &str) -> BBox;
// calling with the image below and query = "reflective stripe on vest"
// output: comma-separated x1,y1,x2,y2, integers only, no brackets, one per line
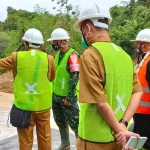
140,101,150,107
114,94,126,114
142,87,150,93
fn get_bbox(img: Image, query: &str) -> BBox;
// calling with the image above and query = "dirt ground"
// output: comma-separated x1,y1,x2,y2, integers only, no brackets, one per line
0,72,15,140
0,72,13,93
0,71,14,111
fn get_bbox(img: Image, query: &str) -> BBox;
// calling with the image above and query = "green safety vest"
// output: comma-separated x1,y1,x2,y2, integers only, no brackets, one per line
78,42,133,142
53,48,74,96
13,50,52,111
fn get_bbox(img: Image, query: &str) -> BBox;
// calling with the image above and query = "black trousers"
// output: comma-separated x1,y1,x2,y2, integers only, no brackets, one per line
133,113,150,150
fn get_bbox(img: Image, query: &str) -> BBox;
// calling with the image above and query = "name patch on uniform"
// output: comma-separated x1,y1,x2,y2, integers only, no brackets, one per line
68,53,80,72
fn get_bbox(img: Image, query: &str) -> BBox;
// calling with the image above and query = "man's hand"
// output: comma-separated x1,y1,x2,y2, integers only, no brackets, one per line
114,131,126,146
63,99,71,106
124,130,140,140
113,122,140,149
123,146,134,150
112,122,127,146
122,131,140,150
114,131,140,149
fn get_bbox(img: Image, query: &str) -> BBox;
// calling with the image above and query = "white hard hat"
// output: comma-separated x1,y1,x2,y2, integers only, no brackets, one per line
47,28,70,41
131,29,150,42
22,28,44,45
73,3,112,32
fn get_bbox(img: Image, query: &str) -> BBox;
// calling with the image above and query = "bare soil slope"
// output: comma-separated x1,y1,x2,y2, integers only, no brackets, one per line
0,72,13,93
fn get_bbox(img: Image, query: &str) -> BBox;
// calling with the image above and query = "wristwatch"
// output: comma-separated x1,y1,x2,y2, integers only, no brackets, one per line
119,118,128,127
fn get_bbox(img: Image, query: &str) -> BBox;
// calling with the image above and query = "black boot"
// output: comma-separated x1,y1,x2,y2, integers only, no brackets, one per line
74,130,78,138
57,127,70,150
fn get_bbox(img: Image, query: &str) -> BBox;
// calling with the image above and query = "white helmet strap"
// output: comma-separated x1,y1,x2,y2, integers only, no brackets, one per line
90,18,109,29
29,42,41,48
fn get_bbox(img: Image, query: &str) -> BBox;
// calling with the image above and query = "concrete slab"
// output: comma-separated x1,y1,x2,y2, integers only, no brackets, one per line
0,128,76,150
0,92,76,150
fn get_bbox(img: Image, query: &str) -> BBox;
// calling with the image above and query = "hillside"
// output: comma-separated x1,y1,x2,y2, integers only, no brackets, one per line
0,72,13,93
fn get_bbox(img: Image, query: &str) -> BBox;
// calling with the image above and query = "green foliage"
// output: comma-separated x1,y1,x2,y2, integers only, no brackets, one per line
3,7,37,31
110,0,150,56
136,0,150,6
0,2,82,56
1,0,150,57
52,0,75,15
7,30,23,53
0,21,4,31
0,32,9,56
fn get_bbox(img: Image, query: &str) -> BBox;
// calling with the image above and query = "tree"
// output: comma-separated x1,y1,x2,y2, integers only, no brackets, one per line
136,0,150,6
2,0,150,57
110,0,150,56
0,32,9,57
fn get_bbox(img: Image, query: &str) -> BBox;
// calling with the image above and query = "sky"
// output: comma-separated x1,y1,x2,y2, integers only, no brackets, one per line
0,0,125,22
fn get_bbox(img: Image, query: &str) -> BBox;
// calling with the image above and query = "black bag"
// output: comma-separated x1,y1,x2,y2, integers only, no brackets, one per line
10,104,31,128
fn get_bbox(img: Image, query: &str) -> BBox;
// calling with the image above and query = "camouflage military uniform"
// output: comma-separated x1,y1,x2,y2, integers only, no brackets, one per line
52,52,79,131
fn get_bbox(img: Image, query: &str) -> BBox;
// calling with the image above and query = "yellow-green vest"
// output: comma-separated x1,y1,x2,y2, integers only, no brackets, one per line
78,42,133,142
53,48,74,96
13,50,52,111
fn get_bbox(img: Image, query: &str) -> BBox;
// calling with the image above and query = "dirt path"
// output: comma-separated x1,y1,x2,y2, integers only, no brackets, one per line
0,72,13,93
0,92,16,140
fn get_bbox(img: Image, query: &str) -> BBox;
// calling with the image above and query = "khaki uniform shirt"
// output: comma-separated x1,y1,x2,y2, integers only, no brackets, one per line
0,51,55,81
79,37,142,103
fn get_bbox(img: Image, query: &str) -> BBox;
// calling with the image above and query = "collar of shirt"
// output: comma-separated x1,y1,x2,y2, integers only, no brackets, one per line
96,36,111,42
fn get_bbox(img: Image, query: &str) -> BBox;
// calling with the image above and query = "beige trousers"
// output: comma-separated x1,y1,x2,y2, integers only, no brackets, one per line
76,137,122,150
17,109,51,150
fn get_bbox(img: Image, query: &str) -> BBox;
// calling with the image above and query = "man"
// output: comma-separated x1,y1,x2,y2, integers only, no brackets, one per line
47,28,79,150
131,28,150,150
0,28,55,150
73,3,143,150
